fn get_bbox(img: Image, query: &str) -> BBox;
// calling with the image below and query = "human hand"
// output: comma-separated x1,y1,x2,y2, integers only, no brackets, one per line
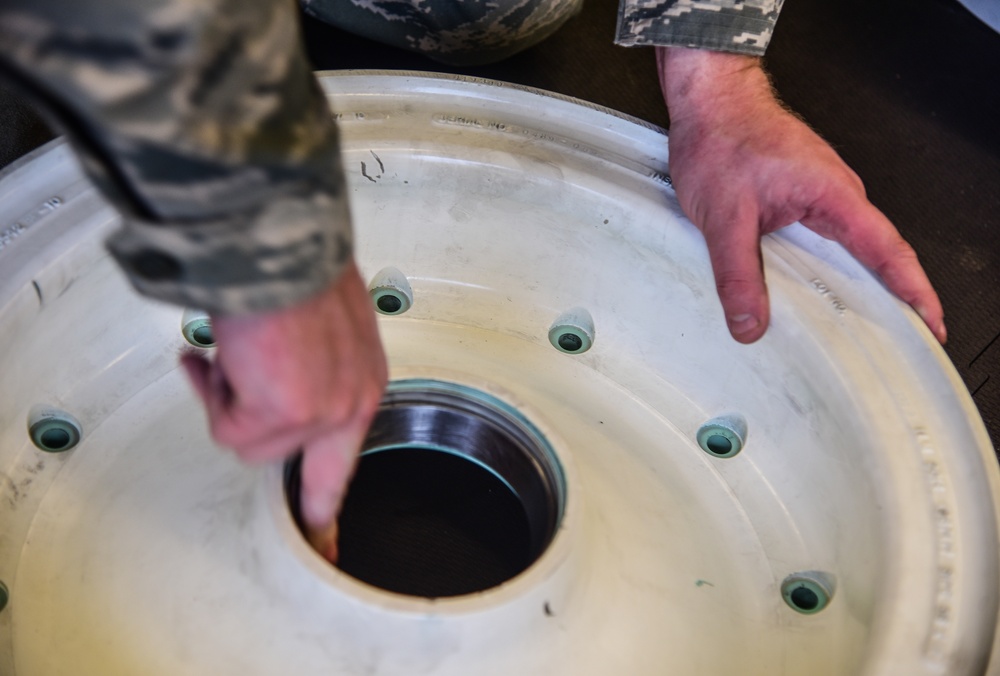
656,46,946,344
181,259,388,562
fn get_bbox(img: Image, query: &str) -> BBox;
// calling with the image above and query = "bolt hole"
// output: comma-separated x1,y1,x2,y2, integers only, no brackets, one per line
557,333,583,352
40,428,71,450
192,325,215,346
696,415,746,458
548,308,594,354
181,312,215,348
376,294,403,314
790,586,819,611
705,434,732,455
781,572,834,614
28,409,82,453
369,267,414,315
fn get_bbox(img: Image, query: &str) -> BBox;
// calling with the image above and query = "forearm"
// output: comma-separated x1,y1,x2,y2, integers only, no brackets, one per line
0,0,351,316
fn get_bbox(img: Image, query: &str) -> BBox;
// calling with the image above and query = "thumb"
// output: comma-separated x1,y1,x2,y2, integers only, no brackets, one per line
700,203,771,343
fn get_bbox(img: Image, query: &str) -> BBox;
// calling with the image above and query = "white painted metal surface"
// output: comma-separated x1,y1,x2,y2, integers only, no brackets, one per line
0,71,998,675
957,0,1000,34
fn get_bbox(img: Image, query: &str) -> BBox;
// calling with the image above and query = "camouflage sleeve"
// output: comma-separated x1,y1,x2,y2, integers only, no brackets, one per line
0,0,351,316
615,0,784,56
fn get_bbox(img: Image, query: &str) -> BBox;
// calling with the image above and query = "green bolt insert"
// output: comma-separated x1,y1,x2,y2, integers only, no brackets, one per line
28,409,82,453
781,572,835,614
181,309,216,348
696,415,747,458
548,307,595,354
377,294,403,314
369,267,414,316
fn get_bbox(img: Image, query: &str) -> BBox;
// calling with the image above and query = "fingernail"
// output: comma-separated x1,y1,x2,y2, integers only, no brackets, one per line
302,491,337,529
324,537,339,564
727,313,760,336
305,519,339,564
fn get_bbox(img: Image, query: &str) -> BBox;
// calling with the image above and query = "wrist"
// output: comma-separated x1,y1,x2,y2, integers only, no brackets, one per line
656,46,773,125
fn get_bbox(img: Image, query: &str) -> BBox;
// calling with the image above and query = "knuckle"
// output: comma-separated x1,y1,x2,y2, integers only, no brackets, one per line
326,380,384,430
327,399,354,427
279,402,316,428
846,168,867,195
208,418,241,449
875,237,919,273
323,386,363,428
332,365,388,427
264,386,319,428
208,423,229,446
359,382,384,419
715,274,759,302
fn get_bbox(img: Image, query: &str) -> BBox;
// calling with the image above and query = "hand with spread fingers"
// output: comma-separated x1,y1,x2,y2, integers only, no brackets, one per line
180,259,388,562
657,46,946,345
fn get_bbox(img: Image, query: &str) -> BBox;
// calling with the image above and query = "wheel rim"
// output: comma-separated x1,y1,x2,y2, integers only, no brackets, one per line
0,71,997,675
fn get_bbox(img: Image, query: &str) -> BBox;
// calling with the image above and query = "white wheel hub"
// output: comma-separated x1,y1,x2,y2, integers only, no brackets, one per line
0,72,997,675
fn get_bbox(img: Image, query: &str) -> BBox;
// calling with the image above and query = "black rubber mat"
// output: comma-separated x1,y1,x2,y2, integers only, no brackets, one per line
0,85,54,169
2,0,997,450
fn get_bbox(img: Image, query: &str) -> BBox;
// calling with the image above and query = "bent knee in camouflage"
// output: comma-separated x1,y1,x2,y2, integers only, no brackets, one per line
302,0,584,66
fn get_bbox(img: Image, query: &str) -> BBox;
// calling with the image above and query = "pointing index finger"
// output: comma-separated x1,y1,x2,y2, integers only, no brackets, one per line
298,418,370,563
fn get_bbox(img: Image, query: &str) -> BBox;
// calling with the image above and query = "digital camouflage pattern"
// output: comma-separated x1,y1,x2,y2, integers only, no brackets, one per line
0,0,781,315
303,0,780,65
616,0,784,55
0,0,351,315
302,0,584,66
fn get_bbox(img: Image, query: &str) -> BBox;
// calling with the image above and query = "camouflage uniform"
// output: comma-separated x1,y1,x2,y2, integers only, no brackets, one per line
303,0,585,66
0,0,781,316
303,0,781,65
616,0,783,55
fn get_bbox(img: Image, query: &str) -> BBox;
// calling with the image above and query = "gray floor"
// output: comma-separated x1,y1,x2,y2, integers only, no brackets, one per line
2,0,998,451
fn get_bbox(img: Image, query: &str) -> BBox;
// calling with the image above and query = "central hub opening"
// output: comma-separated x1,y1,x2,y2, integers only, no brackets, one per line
285,380,565,598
